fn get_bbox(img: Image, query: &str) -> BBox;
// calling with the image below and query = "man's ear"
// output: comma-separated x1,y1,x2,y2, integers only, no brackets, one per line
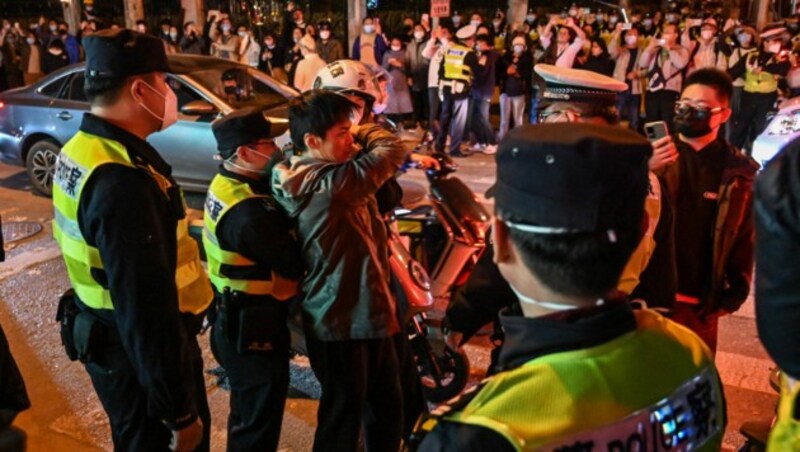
492,218,513,266
720,106,732,125
303,133,321,151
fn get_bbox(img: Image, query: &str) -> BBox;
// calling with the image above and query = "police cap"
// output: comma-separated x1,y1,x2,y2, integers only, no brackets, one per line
212,107,290,159
486,123,652,234
83,29,169,79
456,25,478,40
535,64,628,107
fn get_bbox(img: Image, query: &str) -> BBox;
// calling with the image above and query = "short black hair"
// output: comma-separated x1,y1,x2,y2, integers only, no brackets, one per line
136,19,146,26
289,90,354,151
683,68,733,106
85,76,128,107
504,212,643,298
84,73,154,107
476,33,492,46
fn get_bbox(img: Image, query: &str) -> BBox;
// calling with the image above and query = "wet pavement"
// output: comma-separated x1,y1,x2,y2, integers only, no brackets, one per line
0,141,777,450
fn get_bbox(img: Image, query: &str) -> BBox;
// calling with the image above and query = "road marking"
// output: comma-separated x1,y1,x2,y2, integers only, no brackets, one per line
716,351,776,395
0,245,62,281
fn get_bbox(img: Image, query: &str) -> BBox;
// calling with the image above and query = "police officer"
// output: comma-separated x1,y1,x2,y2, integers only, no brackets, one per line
446,65,677,359
413,123,726,450
204,107,304,451
51,29,211,450
729,27,791,150
755,137,800,449
436,24,479,157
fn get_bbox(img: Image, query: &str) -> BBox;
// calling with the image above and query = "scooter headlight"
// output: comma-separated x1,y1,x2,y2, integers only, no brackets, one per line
409,260,431,291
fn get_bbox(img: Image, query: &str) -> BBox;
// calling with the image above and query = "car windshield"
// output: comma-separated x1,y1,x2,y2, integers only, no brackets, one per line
185,63,296,110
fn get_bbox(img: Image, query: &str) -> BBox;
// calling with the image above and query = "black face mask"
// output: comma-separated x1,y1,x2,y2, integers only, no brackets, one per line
674,106,714,138
224,86,238,95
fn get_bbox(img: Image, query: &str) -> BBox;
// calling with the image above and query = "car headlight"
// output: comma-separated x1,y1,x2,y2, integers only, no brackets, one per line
767,109,800,136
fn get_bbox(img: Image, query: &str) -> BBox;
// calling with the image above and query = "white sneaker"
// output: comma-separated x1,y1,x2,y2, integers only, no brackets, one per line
482,145,498,155
469,143,485,152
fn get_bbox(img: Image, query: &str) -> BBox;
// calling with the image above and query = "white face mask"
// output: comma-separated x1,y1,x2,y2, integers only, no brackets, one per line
609,17,618,24
700,29,714,41
453,16,462,25
391,45,401,52
414,31,425,40
569,9,578,17
320,30,331,40
768,42,782,54
470,20,481,27
738,34,752,46
625,35,638,46
26,37,35,45
170,32,178,38
643,19,653,27
513,44,524,54
363,24,375,34
221,24,231,33
134,80,178,131
238,31,247,38
225,147,274,175
266,42,275,49
509,284,583,312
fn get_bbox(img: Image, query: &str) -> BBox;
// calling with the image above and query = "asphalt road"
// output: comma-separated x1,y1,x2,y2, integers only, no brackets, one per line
0,148,778,451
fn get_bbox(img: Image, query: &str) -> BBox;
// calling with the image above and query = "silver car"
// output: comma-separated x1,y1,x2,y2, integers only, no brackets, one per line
0,55,298,195
752,96,800,170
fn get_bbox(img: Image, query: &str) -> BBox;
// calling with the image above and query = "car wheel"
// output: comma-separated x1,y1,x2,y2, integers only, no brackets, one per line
25,139,61,197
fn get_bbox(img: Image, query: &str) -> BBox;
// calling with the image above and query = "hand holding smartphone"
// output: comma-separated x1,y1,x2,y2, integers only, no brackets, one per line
645,121,668,142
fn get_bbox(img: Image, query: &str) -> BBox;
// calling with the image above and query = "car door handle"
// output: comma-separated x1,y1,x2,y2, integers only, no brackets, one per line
57,111,73,120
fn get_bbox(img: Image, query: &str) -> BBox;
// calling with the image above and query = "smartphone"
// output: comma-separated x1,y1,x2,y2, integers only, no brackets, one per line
644,121,669,142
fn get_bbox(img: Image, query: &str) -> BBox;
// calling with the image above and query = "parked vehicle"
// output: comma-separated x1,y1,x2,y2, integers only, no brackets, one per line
0,55,298,195
752,96,800,169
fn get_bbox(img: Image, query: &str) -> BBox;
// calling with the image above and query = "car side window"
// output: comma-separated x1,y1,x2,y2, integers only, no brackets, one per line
39,76,68,98
168,77,216,122
59,73,88,103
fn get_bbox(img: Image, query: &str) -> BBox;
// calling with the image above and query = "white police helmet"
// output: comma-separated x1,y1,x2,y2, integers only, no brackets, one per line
313,60,386,114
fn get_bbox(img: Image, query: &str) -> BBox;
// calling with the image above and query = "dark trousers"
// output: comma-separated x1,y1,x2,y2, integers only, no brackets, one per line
468,96,497,145
731,91,777,152
435,90,469,155
645,90,679,131
617,91,642,132
85,328,211,452
427,87,441,136
411,89,429,127
212,317,289,452
670,302,720,354
306,335,403,452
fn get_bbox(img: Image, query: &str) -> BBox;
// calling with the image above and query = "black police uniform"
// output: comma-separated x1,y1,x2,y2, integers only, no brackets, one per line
54,30,211,451
73,114,211,450
207,110,304,451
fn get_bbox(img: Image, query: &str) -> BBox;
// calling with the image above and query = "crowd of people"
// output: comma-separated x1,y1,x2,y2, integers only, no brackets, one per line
3,1,800,153
3,1,800,452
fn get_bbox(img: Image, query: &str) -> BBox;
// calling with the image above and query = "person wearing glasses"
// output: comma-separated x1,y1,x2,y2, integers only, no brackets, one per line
657,68,758,354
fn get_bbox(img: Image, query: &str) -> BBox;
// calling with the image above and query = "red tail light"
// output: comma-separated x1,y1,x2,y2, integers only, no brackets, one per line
0,102,5,109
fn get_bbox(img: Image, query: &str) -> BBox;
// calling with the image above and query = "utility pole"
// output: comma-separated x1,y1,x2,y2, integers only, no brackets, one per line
61,0,81,34
347,0,366,57
755,0,770,30
124,0,145,30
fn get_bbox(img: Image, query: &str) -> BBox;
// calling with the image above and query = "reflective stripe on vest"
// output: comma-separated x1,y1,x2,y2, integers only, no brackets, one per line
768,373,800,450
202,174,277,296
618,173,662,295
446,310,724,451
52,130,212,314
744,53,779,94
443,44,473,82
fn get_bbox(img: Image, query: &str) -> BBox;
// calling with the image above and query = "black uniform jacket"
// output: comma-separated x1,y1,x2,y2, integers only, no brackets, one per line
755,141,800,379
212,166,305,301
419,301,639,450
75,113,199,430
